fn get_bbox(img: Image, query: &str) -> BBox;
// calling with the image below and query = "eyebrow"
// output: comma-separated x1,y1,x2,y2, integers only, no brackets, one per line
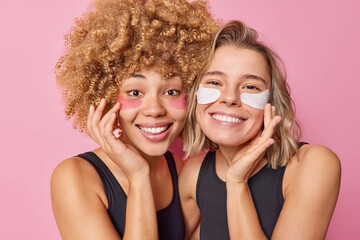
130,72,180,80
131,73,146,79
241,74,267,85
203,71,226,77
203,71,267,84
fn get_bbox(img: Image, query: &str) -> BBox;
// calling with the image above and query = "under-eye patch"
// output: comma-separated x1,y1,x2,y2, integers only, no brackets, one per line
168,94,187,110
196,85,269,110
240,90,269,110
196,84,221,104
116,95,143,110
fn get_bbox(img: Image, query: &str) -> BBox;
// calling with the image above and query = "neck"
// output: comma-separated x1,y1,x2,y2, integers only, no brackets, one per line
216,141,269,179
140,151,165,173
217,141,250,166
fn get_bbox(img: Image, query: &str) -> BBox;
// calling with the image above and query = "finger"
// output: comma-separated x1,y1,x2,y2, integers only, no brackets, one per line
86,105,95,138
98,102,121,134
116,109,123,136
263,103,272,128
233,137,275,174
92,98,106,125
103,112,126,153
247,137,275,160
97,102,121,150
99,112,118,152
90,99,107,146
271,106,276,118
262,115,281,139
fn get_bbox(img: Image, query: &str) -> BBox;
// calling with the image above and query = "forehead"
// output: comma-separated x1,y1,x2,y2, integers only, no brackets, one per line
207,45,271,84
122,68,183,84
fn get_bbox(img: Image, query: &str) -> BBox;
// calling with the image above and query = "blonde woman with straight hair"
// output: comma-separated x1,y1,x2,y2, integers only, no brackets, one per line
179,20,341,239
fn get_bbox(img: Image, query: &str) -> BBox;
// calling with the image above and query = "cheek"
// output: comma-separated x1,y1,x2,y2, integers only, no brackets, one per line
248,109,264,130
117,95,142,110
171,109,187,125
168,94,187,110
195,105,207,127
118,111,135,125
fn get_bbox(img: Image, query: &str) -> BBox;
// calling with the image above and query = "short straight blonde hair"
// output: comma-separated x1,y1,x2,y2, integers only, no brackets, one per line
183,20,301,168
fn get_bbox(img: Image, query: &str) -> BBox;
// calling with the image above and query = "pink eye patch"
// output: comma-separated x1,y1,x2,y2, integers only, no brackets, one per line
116,95,142,110
168,94,187,110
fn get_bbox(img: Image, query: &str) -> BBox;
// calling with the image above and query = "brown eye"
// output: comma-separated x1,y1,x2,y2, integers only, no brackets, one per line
165,89,180,96
128,90,143,97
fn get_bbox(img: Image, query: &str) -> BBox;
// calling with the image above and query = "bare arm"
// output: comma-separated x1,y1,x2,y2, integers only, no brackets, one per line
179,154,204,240
226,180,267,239
86,99,158,239
123,172,157,239
225,104,341,239
272,145,341,239
225,104,279,239
51,158,121,240
226,145,341,240
51,155,158,240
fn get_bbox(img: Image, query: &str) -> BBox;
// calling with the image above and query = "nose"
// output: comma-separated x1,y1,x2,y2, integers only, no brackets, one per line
142,95,167,117
219,85,241,106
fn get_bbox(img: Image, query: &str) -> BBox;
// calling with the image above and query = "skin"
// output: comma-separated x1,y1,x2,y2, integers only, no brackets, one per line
179,45,341,239
51,68,185,240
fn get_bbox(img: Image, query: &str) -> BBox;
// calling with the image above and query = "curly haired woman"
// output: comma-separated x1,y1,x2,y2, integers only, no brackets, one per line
50,0,218,239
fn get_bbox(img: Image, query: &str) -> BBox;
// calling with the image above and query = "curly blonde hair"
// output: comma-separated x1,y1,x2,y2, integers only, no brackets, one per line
55,0,218,132
183,20,302,168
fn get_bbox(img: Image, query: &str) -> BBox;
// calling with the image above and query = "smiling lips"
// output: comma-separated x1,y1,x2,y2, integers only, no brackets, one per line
210,112,246,126
136,123,173,141
138,126,169,134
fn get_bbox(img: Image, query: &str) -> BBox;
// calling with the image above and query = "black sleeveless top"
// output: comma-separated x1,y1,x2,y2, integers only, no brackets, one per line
78,151,185,240
196,143,307,239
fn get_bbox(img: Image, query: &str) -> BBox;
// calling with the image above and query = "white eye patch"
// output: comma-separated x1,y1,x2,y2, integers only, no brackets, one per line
196,85,269,110
240,89,269,110
196,84,221,104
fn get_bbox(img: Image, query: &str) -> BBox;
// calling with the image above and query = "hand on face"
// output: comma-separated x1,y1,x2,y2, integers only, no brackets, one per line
225,103,281,183
87,99,150,180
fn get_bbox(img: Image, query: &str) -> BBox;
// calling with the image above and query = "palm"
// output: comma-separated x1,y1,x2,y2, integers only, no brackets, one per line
87,99,150,179
226,104,280,183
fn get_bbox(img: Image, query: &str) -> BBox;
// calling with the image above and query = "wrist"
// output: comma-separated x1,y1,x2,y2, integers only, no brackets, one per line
127,168,151,184
225,173,249,188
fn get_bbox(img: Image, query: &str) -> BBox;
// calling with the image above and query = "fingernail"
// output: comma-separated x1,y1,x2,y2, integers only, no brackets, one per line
276,117,281,123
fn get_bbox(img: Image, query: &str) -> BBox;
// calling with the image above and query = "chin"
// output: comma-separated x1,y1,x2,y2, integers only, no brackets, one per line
207,134,248,148
136,143,171,158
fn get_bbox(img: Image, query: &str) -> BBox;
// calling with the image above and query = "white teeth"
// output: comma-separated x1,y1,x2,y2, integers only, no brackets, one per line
212,114,243,123
139,126,168,134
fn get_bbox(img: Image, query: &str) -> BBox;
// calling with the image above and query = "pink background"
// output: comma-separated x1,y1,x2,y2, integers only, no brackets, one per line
0,0,359,239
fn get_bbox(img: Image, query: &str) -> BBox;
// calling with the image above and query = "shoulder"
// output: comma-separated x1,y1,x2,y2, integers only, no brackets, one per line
180,152,208,180
178,152,208,198
284,144,341,197
293,144,341,175
172,154,184,175
51,155,105,205
51,155,99,186
51,155,121,238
